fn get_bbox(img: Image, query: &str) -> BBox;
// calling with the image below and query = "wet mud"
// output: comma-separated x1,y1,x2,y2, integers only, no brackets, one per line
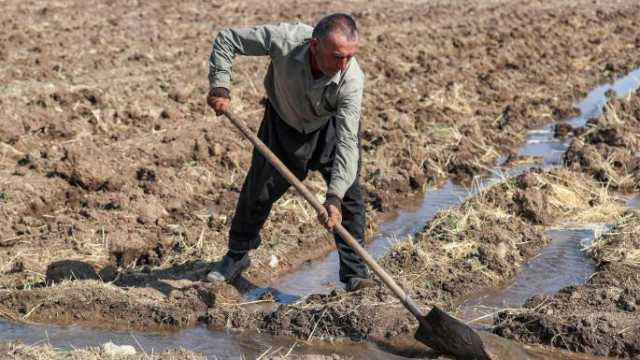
494,210,640,358
203,169,624,344
564,90,640,192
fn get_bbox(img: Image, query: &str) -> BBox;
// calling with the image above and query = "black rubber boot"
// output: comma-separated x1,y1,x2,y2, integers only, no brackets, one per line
206,252,251,283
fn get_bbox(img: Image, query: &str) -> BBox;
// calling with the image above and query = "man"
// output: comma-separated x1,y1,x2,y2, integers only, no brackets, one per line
206,13,374,292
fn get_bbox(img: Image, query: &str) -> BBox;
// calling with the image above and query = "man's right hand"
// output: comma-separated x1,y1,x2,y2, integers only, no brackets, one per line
207,87,231,116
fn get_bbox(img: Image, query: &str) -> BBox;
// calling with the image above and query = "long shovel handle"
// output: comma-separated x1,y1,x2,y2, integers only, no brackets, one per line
222,110,425,319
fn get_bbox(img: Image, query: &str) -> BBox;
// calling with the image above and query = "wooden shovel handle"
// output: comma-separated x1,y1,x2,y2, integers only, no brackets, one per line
222,110,424,318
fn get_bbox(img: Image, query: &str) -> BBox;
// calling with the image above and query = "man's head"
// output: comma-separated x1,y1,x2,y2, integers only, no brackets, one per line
310,13,359,77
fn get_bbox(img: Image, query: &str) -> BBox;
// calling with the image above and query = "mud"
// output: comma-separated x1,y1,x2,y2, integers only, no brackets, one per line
494,210,640,358
203,169,624,343
1,0,640,341
564,91,640,192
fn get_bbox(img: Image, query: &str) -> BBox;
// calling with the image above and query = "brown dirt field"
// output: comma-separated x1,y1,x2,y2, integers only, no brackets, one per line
494,209,640,359
203,168,625,342
1,0,639,335
564,90,640,192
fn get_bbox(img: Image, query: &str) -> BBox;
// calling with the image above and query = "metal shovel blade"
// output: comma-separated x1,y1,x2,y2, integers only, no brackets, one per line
415,306,492,360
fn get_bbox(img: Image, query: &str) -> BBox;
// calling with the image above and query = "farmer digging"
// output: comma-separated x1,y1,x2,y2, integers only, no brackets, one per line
206,13,375,292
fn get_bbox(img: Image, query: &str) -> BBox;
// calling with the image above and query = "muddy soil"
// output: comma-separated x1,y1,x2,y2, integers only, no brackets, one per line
1,0,640,333
494,209,640,359
564,90,640,192
203,169,624,342
0,341,204,360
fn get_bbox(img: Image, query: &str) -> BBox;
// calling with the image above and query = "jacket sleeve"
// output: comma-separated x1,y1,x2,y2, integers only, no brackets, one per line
208,24,284,91
327,67,364,199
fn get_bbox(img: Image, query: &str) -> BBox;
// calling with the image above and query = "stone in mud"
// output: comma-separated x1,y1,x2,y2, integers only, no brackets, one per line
102,342,136,356
45,260,99,285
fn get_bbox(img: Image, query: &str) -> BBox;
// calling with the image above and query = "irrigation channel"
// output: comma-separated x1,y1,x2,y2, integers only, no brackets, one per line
1,69,639,359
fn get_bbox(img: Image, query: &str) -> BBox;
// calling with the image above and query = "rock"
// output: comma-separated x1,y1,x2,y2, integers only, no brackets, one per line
269,254,279,268
102,342,137,356
495,242,508,260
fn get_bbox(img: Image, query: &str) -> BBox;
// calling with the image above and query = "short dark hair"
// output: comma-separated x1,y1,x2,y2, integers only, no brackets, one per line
312,13,358,41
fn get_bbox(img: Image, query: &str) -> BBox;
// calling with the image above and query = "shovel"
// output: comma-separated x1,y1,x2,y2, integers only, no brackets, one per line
221,110,492,360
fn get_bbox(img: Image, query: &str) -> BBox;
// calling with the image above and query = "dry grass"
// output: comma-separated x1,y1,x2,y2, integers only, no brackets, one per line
0,341,205,360
565,93,640,192
425,168,625,245
586,209,640,266
541,171,626,225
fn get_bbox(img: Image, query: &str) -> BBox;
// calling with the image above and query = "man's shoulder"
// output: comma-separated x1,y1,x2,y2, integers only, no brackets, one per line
265,22,312,56
342,58,364,85
268,21,313,42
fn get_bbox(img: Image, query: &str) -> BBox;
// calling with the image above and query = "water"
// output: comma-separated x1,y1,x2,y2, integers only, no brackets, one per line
2,69,640,358
460,228,601,325
0,321,417,359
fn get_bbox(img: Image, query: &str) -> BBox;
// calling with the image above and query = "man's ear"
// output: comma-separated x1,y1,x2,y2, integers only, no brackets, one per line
309,38,319,53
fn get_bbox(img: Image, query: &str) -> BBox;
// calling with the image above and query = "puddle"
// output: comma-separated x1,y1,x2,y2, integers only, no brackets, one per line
2,69,639,358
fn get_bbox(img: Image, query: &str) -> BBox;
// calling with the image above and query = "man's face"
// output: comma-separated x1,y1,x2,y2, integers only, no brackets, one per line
310,31,359,76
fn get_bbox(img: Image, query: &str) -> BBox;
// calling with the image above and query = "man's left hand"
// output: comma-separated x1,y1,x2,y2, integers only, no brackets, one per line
319,194,342,231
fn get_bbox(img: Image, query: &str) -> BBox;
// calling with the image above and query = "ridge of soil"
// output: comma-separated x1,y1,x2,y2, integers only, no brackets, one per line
564,89,640,192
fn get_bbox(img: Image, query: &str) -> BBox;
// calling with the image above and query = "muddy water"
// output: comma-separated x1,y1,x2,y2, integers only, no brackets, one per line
459,227,601,325
0,320,413,359
1,70,639,358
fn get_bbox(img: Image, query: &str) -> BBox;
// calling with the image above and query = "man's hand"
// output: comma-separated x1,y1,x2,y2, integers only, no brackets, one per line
319,194,342,231
207,87,231,116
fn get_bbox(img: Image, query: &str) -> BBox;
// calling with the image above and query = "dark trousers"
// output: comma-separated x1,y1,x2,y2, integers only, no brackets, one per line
228,101,369,283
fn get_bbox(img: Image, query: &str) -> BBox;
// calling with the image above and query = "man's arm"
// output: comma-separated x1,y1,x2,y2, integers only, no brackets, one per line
327,72,364,200
208,24,285,91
